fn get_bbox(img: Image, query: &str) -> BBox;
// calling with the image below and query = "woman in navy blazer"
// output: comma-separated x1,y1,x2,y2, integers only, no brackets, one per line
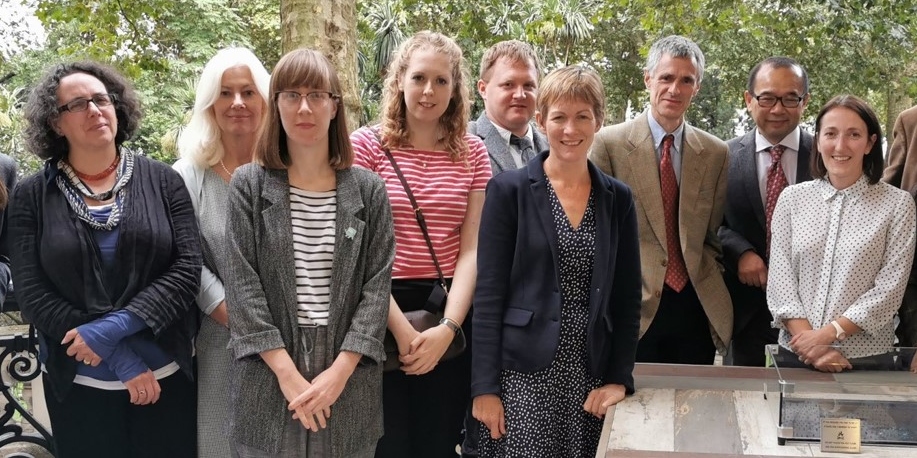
471,66,642,457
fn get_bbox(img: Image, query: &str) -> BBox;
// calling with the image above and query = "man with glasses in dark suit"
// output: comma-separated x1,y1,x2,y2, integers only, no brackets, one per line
719,57,813,366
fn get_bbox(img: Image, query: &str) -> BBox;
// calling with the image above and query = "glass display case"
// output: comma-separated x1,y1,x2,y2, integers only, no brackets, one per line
768,344,917,447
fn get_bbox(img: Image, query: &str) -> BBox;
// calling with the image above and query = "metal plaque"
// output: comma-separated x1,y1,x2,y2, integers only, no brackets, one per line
821,418,861,453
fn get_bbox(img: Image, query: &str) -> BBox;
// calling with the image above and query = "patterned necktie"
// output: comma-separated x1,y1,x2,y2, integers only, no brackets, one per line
660,134,688,292
510,134,536,164
765,144,789,257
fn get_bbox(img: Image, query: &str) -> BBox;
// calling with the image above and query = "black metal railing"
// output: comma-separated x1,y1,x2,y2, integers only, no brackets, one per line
0,293,55,456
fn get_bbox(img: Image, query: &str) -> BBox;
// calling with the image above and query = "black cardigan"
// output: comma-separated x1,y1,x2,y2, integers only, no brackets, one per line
9,154,201,400
0,153,17,307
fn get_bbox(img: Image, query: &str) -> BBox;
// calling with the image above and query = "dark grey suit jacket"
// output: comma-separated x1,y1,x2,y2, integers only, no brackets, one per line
469,112,549,175
225,164,395,455
719,128,813,329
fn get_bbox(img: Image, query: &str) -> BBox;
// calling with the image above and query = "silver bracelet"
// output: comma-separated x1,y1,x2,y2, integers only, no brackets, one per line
439,317,461,334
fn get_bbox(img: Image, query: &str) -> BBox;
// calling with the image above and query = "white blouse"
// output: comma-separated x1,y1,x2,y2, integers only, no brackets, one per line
767,176,916,358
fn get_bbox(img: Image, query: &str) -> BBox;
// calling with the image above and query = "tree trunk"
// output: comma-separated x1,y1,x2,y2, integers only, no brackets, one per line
281,0,360,132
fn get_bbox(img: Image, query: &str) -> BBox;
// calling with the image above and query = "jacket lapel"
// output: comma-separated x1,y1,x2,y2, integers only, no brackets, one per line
624,115,668,249
532,128,550,156
740,131,767,229
260,169,299,325
527,154,561,273
475,114,517,173
588,162,613,312
326,168,365,338
797,130,814,183
680,126,710,248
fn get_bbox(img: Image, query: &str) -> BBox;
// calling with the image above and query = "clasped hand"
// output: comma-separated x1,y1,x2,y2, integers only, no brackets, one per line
63,328,161,405
789,328,834,361
397,325,454,375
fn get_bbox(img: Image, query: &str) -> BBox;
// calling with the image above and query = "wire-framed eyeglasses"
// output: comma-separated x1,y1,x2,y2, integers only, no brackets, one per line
275,91,339,108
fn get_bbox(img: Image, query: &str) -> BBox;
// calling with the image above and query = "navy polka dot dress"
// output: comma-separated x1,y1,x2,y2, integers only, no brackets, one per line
480,179,604,457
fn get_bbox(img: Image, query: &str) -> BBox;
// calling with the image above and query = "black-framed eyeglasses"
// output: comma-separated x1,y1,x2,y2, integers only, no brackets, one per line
58,93,118,113
274,91,339,108
752,94,806,108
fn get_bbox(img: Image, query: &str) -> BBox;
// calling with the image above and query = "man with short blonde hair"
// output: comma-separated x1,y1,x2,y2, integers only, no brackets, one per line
470,40,548,175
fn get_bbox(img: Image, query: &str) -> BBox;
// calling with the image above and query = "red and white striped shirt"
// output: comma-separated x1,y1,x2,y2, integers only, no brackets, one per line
351,127,491,279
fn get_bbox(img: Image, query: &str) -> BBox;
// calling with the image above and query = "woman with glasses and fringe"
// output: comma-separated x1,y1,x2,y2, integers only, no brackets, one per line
223,48,394,457
9,61,201,457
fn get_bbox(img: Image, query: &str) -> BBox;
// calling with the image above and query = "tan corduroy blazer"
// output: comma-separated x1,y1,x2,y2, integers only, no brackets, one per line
883,105,917,195
588,112,732,351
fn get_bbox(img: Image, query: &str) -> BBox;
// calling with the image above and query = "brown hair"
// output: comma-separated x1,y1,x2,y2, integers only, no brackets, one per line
379,31,470,162
536,65,605,126
253,48,352,170
479,40,542,81
810,94,883,184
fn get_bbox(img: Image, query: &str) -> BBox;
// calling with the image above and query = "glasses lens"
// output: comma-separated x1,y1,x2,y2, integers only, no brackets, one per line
93,94,114,107
308,92,330,103
278,91,301,107
757,96,777,107
782,97,801,108
71,99,90,112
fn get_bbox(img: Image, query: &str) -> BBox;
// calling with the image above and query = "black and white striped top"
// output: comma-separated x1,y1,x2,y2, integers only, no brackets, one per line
290,187,337,326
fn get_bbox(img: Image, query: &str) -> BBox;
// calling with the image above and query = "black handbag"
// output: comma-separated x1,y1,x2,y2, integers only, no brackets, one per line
377,130,466,372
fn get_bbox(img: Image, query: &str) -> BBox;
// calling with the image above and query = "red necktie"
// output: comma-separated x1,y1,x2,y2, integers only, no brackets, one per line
765,144,788,257
660,134,688,292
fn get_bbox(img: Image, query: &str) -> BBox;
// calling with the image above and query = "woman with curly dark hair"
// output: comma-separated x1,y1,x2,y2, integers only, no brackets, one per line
10,61,201,458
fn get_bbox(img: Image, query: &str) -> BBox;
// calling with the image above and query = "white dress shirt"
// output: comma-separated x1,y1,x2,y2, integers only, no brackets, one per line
491,121,534,169
767,176,917,358
755,127,800,208
647,112,686,184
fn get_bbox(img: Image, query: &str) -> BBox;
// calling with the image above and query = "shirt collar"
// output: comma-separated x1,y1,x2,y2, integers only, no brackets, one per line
647,111,685,152
817,174,869,201
754,126,801,153
491,120,533,147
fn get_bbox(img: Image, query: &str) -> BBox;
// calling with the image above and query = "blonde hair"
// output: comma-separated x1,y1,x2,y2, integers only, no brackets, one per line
253,48,352,170
479,40,542,81
177,47,270,167
536,65,605,126
379,31,471,162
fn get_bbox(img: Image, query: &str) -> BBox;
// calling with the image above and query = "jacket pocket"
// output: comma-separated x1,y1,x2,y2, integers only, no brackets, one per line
503,307,534,327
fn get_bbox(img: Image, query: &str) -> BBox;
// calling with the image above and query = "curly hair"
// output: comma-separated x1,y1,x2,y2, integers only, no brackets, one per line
23,61,142,161
178,47,270,167
379,31,471,162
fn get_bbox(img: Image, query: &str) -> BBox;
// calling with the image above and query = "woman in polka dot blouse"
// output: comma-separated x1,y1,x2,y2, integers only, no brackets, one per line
767,95,916,372
472,66,642,457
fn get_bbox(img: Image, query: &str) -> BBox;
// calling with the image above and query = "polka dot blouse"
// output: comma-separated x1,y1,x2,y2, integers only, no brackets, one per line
767,176,916,358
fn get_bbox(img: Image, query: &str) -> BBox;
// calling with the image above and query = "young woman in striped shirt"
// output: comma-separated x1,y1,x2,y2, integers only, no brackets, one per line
351,31,492,458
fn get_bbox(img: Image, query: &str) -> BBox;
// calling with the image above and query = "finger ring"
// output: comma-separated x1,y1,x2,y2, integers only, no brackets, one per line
83,359,91,365
139,390,146,396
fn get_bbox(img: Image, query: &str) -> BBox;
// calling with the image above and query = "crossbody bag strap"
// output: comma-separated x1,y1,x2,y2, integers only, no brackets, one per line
373,129,449,295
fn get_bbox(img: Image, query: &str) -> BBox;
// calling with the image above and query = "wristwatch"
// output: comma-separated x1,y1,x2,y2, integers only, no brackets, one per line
830,320,847,341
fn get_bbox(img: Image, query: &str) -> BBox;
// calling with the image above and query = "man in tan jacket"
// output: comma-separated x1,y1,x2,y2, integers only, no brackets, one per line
589,35,731,364
882,104,917,347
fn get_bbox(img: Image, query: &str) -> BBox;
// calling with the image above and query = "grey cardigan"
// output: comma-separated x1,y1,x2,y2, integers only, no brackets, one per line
224,164,394,455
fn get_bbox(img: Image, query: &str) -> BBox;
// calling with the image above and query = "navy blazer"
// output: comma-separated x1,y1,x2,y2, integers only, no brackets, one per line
471,152,641,398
